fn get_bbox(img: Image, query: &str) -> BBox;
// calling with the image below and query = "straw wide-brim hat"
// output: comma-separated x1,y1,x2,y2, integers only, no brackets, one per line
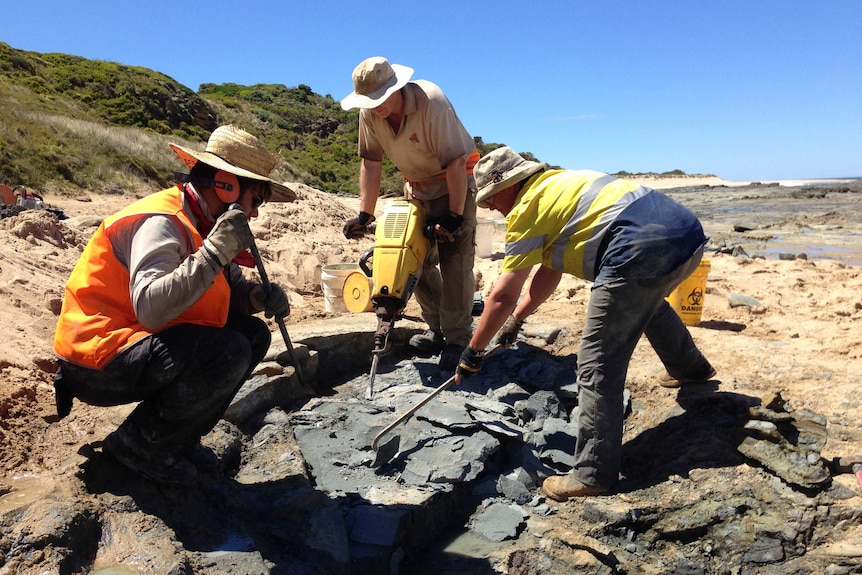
170,125,296,202
475,147,547,208
340,57,414,110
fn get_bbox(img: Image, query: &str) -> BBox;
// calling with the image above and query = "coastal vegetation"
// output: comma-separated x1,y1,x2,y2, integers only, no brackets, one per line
0,42,711,199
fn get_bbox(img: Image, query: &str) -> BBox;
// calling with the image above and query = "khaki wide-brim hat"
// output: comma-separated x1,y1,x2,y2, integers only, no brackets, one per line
475,146,547,208
340,56,414,110
170,125,296,202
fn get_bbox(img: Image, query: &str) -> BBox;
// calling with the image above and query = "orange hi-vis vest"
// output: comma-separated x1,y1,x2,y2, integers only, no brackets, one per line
53,188,230,369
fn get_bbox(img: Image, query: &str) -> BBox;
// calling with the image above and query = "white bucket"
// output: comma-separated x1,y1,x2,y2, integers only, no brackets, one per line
321,263,361,313
476,219,494,258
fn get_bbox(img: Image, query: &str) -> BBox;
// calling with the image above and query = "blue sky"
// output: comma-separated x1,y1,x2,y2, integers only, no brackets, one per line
2,1,860,181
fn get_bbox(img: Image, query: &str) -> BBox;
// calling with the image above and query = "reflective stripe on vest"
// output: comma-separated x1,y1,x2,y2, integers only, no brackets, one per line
504,173,649,280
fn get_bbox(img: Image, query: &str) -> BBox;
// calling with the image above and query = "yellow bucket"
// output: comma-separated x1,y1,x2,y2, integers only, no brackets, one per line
666,259,710,326
342,271,374,313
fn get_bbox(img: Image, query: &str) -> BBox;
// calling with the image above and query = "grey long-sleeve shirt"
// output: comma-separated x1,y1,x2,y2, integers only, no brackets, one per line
109,189,261,329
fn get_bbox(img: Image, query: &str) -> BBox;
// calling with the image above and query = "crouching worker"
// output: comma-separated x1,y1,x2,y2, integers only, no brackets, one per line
455,147,716,501
53,125,296,486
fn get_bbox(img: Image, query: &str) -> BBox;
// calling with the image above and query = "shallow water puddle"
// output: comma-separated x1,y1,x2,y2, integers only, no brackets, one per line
0,475,54,515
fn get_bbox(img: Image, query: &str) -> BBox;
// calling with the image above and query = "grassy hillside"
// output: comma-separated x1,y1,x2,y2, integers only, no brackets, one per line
0,42,376,197
0,42,709,200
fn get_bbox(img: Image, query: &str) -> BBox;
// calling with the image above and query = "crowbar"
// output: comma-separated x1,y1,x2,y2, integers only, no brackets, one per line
370,344,501,461
234,203,308,390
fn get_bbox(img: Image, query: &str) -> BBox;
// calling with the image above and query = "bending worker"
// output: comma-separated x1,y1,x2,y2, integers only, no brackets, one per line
340,56,479,371
456,147,716,501
53,125,295,486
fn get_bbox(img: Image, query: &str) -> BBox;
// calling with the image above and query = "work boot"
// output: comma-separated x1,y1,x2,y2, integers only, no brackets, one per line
409,329,445,354
53,377,73,419
102,431,198,487
541,474,608,501
438,343,465,372
659,360,717,388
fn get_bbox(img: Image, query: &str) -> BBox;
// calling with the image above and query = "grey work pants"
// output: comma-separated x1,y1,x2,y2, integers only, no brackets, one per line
57,313,271,457
572,248,707,488
411,190,477,347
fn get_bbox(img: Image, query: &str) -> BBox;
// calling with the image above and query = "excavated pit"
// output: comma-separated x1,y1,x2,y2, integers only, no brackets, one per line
280,314,582,574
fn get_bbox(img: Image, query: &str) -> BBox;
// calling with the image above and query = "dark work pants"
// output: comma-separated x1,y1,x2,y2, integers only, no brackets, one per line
58,313,270,457
572,248,707,488
412,190,477,347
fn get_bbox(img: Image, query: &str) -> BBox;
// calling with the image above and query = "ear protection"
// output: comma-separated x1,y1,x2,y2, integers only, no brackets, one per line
213,170,241,204
174,170,241,203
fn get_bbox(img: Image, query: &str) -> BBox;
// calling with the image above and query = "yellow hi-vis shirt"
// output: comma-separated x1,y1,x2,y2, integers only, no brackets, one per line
503,170,649,281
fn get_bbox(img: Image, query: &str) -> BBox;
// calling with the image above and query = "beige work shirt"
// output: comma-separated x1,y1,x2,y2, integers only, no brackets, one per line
358,80,475,200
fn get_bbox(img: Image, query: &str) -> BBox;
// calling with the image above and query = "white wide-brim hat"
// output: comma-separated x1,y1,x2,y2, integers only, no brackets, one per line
340,57,414,110
170,125,296,202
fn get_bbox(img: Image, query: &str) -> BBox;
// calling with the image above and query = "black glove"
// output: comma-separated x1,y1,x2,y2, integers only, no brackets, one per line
343,211,375,239
432,212,464,244
255,284,290,319
203,206,254,266
456,346,484,379
495,314,524,347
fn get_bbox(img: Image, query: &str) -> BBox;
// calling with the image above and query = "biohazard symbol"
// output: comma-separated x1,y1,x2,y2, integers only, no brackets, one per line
686,287,704,306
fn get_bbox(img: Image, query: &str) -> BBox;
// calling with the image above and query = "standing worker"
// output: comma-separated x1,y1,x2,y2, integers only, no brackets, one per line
53,125,296,486
340,56,479,371
455,147,716,500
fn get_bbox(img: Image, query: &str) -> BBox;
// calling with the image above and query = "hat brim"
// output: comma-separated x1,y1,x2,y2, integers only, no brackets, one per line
340,64,414,110
476,164,546,208
170,143,297,203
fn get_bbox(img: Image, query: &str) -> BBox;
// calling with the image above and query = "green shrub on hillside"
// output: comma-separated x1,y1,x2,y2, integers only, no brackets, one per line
0,42,590,198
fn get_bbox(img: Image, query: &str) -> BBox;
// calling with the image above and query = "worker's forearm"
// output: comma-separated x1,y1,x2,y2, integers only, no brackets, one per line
468,268,532,350
445,156,468,215
359,159,383,215
470,298,516,350
514,266,562,320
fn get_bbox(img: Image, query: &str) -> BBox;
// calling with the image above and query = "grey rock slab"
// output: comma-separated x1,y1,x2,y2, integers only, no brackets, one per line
414,397,475,430
347,504,408,547
225,368,308,425
463,394,518,417
737,436,830,489
742,536,786,564
541,448,575,469
473,418,526,439
556,379,580,400
515,389,564,426
516,360,560,391
532,416,578,453
401,430,501,484
470,502,528,542
496,474,533,504
236,420,308,484
486,382,532,404
514,443,558,479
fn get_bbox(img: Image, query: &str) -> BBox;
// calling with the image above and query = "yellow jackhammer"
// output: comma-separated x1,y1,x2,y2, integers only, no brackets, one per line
348,199,430,399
